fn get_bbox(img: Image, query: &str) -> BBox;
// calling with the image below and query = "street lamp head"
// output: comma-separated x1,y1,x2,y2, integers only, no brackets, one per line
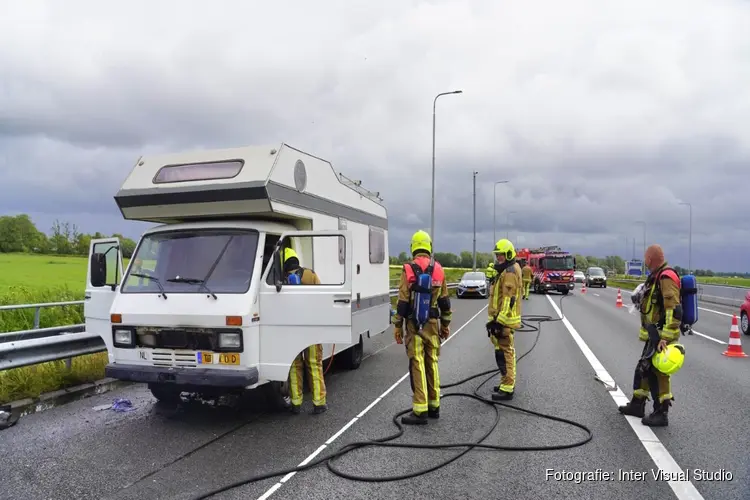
452,90,463,94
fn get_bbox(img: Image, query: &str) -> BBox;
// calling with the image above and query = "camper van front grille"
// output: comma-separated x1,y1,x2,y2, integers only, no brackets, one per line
151,350,198,368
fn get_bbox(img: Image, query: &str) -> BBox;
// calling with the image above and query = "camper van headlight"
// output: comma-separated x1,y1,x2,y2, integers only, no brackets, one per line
113,328,134,348
218,332,242,350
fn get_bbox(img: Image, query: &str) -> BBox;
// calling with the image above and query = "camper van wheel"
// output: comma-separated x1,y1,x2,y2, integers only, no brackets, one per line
263,381,290,412
343,337,364,370
148,383,183,404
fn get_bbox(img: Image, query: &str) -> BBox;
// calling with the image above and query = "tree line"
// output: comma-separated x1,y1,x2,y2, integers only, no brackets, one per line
2,213,745,277
388,249,747,278
0,214,138,258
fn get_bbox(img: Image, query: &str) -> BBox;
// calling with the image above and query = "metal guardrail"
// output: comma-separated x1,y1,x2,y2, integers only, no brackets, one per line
0,284,459,372
609,278,748,309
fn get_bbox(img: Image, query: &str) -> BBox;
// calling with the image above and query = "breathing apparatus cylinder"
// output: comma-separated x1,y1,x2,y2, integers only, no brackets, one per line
413,271,433,329
287,272,301,285
680,274,698,327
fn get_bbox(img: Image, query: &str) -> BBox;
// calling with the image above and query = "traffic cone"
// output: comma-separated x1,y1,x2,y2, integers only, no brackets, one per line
722,315,748,358
615,289,623,308
581,283,587,294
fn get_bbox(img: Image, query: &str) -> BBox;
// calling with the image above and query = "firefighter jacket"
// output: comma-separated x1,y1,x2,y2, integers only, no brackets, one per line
638,262,681,343
521,265,533,282
488,261,523,329
392,252,452,329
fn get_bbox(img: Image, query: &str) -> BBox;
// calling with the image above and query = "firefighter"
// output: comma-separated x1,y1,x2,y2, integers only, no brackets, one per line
486,239,523,401
618,244,683,426
392,230,452,425
485,262,498,284
521,259,533,300
283,247,328,415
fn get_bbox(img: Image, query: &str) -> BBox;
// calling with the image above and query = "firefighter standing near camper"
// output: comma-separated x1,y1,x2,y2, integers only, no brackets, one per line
392,230,452,425
486,239,523,401
283,248,328,415
521,259,533,300
618,244,685,427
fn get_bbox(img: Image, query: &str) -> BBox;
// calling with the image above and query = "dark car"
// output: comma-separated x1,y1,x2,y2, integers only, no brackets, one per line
585,266,607,288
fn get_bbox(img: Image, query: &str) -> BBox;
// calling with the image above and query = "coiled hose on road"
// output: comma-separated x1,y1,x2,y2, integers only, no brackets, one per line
193,294,593,499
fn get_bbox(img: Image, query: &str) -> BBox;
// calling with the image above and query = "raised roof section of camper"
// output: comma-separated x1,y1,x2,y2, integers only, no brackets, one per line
114,143,387,229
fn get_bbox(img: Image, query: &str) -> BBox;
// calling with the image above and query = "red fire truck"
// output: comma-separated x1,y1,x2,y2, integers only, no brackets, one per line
527,246,576,295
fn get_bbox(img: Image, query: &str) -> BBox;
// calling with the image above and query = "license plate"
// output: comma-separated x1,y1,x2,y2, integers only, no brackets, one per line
197,352,240,365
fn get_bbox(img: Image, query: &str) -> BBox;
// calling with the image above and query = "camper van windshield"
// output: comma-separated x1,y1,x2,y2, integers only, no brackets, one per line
542,256,575,271
121,229,259,295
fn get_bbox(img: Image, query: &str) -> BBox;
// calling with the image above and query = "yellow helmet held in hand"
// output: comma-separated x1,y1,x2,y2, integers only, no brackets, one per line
651,343,685,375
410,230,432,255
492,238,516,260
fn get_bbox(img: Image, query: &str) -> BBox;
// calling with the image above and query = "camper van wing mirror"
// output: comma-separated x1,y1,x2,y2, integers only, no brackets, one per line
90,253,108,288
573,257,577,268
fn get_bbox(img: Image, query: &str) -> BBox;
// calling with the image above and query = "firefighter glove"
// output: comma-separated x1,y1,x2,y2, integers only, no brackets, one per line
440,324,450,340
486,320,503,338
394,326,403,345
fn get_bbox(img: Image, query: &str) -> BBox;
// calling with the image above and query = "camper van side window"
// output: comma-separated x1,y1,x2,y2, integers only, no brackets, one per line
152,160,244,184
368,226,385,264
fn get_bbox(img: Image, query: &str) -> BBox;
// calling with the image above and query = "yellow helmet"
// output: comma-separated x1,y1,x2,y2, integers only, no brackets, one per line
410,230,432,255
651,344,685,375
282,247,298,263
492,238,516,260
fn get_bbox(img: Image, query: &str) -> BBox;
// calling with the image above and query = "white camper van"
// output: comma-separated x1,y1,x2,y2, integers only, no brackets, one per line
84,143,390,403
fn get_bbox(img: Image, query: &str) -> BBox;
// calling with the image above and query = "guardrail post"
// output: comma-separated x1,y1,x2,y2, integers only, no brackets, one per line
33,307,41,329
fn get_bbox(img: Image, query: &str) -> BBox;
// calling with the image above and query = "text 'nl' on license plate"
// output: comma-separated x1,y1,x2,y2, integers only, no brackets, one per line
197,352,241,365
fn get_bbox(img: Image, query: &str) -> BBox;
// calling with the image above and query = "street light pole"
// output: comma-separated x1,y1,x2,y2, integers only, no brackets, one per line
506,211,517,239
679,202,692,274
472,170,478,271
492,180,509,243
430,89,463,261
635,220,646,275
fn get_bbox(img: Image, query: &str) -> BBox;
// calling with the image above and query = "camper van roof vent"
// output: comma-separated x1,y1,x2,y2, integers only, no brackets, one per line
337,172,384,202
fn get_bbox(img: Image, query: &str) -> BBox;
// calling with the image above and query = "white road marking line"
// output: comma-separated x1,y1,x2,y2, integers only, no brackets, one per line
690,330,726,345
698,306,734,318
363,341,396,360
255,304,489,500
594,293,600,297
545,295,705,500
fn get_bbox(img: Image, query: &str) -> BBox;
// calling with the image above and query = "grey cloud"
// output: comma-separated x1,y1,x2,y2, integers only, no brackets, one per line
2,0,750,272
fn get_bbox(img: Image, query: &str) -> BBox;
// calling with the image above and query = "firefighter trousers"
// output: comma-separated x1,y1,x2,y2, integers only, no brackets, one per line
522,280,531,299
632,342,672,404
289,344,327,407
490,327,516,393
405,321,441,414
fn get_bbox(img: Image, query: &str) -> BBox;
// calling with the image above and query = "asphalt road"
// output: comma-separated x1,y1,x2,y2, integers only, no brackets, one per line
1,291,748,500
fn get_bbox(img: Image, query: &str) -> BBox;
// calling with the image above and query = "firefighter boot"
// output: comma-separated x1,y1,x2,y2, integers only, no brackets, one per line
642,400,670,427
428,407,440,419
401,411,428,425
618,396,646,418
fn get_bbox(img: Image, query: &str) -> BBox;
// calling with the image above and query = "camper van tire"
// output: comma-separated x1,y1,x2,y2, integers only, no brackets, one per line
341,336,364,370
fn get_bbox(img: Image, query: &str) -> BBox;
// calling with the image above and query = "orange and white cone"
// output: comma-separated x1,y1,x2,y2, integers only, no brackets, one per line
615,289,623,308
722,315,748,358
581,283,587,294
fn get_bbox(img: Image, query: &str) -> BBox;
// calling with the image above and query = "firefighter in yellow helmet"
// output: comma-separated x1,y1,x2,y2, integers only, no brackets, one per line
486,238,523,401
283,247,328,415
485,261,498,284
520,259,533,300
618,244,684,426
392,230,452,425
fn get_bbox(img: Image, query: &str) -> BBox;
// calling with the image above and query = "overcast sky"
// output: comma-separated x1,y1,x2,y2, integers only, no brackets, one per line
1,0,749,272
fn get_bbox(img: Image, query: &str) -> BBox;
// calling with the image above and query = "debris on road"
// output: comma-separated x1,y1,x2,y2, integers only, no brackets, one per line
93,398,136,412
0,404,20,430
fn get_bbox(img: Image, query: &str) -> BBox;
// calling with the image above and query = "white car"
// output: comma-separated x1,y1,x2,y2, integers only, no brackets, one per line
457,271,488,299
574,271,586,283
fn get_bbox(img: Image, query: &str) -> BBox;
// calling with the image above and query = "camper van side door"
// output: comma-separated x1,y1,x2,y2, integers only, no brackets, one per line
259,230,353,377
85,238,123,361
